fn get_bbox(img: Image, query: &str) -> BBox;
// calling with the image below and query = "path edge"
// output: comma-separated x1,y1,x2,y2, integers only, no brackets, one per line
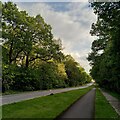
54,88,95,120
100,88,120,117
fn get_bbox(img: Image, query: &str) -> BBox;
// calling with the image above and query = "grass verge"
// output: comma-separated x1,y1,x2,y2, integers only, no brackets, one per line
103,89,120,100
2,85,93,119
95,88,120,119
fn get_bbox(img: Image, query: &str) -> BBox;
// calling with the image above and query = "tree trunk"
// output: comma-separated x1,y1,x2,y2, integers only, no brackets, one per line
9,40,13,64
25,54,29,68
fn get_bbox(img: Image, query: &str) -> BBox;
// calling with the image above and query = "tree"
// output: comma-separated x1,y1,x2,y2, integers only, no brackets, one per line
2,2,63,67
2,2,64,92
64,55,91,86
88,2,120,93
2,1,91,92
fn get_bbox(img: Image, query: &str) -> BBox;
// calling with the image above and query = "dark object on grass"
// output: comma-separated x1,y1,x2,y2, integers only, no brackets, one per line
50,93,54,95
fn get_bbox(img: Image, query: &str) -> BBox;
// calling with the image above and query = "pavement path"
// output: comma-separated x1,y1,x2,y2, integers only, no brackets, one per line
101,90,120,116
0,83,93,106
57,88,96,119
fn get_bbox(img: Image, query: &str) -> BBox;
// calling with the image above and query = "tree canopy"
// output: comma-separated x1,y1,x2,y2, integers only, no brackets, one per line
2,2,92,92
88,2,120,93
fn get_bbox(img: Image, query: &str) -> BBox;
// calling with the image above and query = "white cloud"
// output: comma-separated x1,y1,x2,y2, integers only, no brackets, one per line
2,0,88,2
17,2,97,73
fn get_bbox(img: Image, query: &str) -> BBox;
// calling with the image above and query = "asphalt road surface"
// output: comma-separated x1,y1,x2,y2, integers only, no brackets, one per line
57,88,96,119
0,83,93,105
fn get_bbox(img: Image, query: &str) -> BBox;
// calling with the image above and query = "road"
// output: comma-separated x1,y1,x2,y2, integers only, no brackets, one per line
57,88,96,119
0,83,93,105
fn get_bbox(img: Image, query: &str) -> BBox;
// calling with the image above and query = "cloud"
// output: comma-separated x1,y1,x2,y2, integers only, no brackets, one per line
17,2,97,73
2,0,88,2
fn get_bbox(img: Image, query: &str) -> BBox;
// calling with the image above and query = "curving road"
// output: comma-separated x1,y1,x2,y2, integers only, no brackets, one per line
0,83,93,106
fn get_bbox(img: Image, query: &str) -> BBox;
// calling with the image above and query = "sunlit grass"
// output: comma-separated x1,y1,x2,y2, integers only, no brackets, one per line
2,86,93,119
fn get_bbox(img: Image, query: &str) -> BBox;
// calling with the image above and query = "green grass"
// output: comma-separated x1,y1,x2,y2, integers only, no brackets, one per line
103,89,120,100
95,88,120,119
0,106,2,120
2,86,93,119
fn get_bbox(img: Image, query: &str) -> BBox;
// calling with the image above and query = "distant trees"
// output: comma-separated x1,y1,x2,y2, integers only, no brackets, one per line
64,55,91,86
2,2,92,93
88,2,120,93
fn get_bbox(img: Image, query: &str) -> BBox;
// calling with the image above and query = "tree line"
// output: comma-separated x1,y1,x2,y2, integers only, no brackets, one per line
1,2,92,93
88,2,120,93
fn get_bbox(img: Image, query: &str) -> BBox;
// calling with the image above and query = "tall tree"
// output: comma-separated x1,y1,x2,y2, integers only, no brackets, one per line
2,2,64,92
88,2,120,93
64,55,91,86
2,1,92,92
2,2,63,68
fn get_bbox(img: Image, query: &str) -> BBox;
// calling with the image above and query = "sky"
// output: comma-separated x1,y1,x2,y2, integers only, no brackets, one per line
2,1,97,73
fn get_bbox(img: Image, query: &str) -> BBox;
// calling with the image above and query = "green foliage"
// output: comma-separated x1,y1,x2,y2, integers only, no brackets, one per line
2,1,92,93
2,64,16,92
2,2,63,67
88,2,120,93
64,55,92,87
37,62,66,89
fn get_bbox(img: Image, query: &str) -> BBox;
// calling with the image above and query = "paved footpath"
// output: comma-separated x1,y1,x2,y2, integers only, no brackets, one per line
57,88,96,119
0,83,93,106
101,90,120,116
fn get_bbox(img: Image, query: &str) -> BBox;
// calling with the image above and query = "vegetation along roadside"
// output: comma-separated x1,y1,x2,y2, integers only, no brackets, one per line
95,88,120,119
2,86,93,119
